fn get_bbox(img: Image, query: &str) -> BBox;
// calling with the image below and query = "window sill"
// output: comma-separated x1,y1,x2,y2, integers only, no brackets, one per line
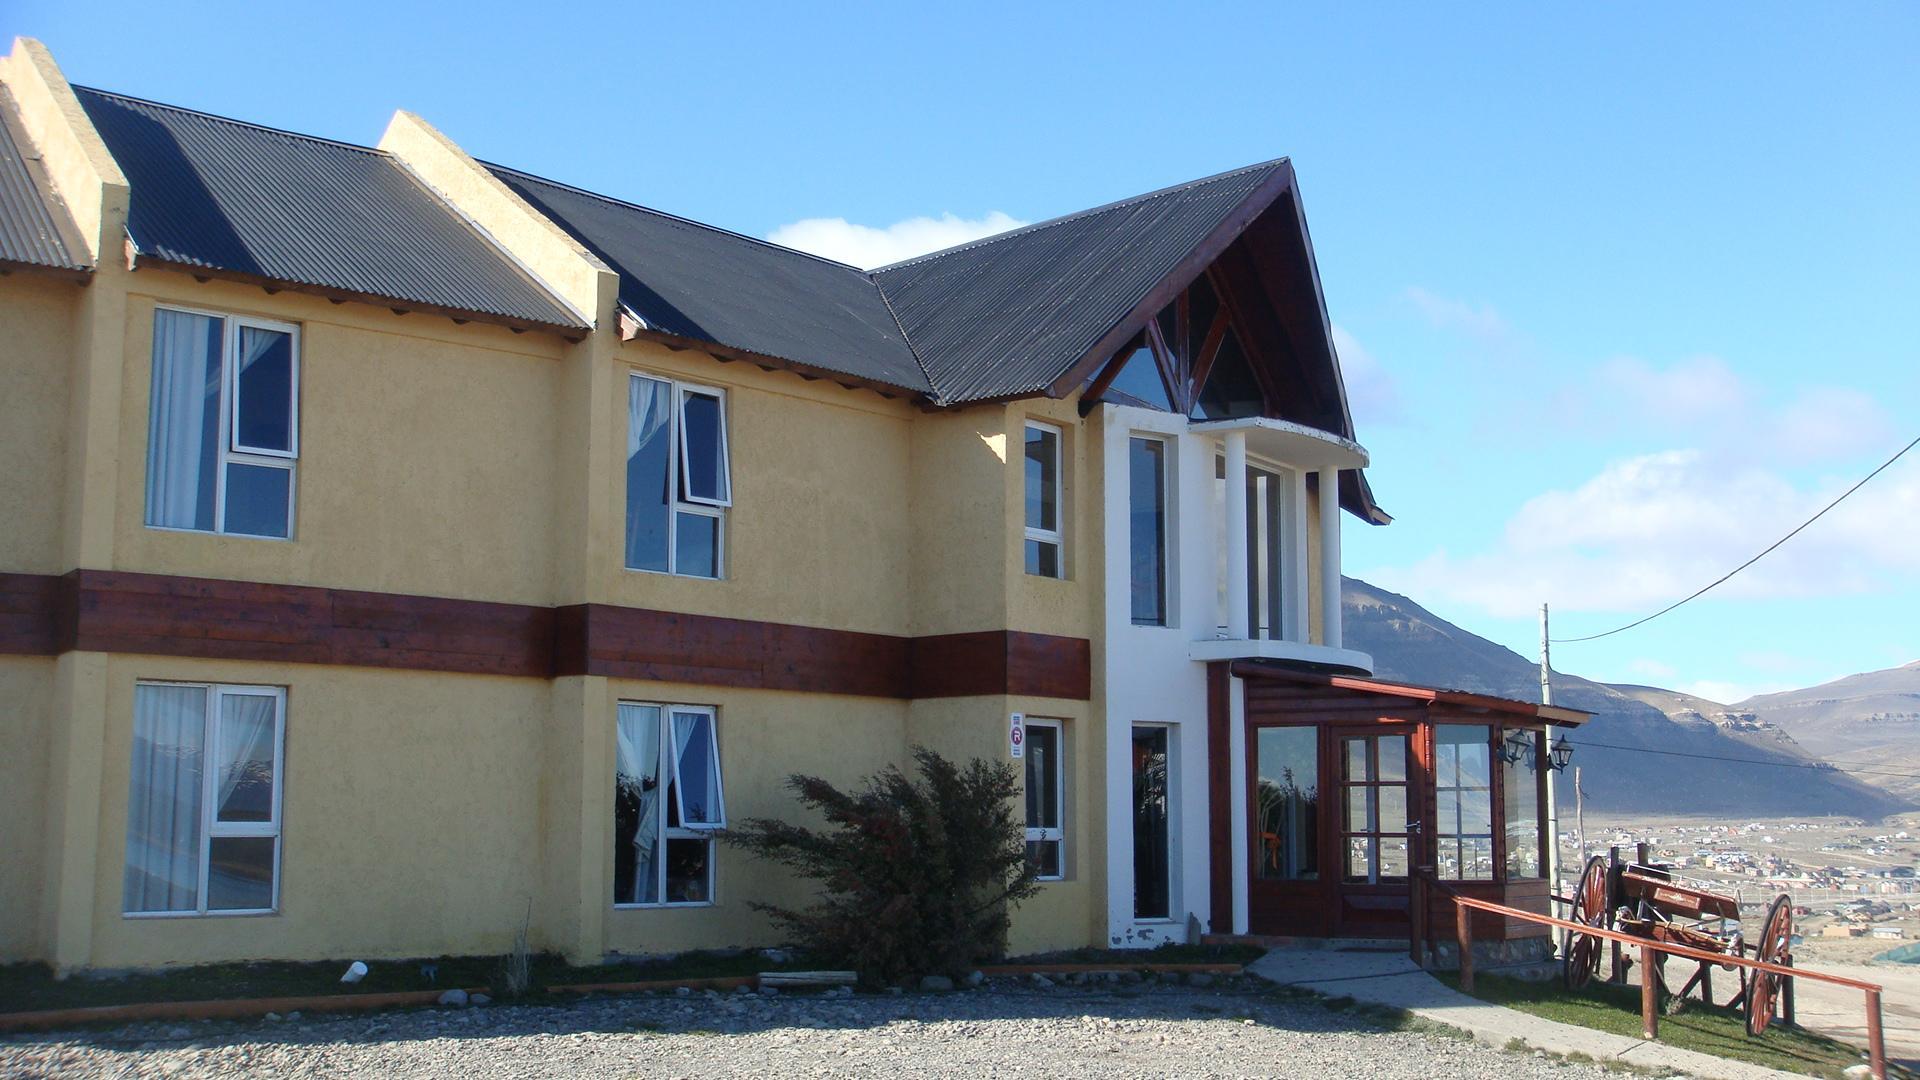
124,908,279,920
612,901,717,911
144,523,295,543
622,565,725,582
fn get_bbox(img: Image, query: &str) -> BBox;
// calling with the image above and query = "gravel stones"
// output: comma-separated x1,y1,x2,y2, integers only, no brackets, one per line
0,981,1622,1079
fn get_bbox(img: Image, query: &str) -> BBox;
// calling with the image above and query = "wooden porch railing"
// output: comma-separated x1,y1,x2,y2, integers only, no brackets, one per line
1414,876,1889,1080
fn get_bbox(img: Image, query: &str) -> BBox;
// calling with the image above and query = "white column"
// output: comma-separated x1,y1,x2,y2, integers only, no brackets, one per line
1223,432,1249,639
1318,468,1342,650
1288,469,1310,642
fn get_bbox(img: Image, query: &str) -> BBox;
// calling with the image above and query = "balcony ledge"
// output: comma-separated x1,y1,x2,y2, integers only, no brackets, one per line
1188,637,1374,674
1187,416,1368,470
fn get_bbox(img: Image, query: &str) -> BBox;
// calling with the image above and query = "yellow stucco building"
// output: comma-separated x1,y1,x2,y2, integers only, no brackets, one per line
0,37,1581,978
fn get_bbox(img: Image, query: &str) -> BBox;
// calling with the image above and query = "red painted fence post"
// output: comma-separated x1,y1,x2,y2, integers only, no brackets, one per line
1867,988,1886,1080
1640,944,1658,1041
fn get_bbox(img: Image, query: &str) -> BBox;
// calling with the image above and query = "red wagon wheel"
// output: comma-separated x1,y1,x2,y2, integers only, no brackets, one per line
1744,894,1793,1036
1564,855,1612,989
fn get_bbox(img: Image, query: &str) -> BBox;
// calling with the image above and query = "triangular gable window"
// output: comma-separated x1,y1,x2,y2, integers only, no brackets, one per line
1088,272,1271,418
1104,339,1176,411
1191,328,1264,420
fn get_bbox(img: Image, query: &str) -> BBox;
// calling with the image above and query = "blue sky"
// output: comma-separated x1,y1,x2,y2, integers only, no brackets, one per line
8,3,1915,702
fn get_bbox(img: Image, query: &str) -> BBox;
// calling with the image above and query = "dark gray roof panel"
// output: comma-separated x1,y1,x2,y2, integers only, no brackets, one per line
75,88,583,329
488,166,931,393
874,161,1286,402
0,105,86,273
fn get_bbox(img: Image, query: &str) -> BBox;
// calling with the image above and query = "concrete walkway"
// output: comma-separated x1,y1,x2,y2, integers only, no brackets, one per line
1249,946,1800,1080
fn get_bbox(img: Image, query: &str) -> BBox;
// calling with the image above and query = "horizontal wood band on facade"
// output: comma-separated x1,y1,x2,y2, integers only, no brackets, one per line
0,571,1091,700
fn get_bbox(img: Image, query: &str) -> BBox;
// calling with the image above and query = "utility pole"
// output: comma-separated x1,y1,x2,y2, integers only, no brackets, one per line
1575,765,1586,871
1540,603,1553,706
1541,602,1560,895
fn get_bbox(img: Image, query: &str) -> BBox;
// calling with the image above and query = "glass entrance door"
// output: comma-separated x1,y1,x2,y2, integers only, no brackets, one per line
1334,727,1418,937
1341,733,1410,883
1131,726,1171,920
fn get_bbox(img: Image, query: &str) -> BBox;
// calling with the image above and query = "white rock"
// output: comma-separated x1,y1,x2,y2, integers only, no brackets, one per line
436,989,469,1007
965,971,985,988
919,975,955,992
340,961,369,984
468,994,490,1006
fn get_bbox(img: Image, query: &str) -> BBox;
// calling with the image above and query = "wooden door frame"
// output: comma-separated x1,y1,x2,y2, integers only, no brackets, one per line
1327,720,1426,937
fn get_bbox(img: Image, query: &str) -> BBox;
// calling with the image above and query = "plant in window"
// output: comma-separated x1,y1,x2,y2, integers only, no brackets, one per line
725,747,1039,986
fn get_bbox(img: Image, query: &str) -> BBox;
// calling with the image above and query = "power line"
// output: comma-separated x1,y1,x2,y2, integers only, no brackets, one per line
1570,737,1920,780
1552,432,1920,644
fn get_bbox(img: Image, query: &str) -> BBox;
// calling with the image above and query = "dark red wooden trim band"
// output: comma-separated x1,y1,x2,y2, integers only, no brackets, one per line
1206,661,1232,933
0,571,1092,701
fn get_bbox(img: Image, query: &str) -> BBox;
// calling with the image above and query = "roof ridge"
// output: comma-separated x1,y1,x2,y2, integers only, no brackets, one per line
483,160,880,280
71,85,388,158
869,157,1290,275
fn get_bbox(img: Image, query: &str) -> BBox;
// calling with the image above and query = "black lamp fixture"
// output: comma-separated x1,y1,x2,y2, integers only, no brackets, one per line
1498,728,1532,766
1547,735,1575,774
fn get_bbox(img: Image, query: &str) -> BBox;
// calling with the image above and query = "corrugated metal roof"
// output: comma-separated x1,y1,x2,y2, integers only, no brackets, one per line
489,165,931,393
75,88,584,330
875,161,1288,403
0,99,87,274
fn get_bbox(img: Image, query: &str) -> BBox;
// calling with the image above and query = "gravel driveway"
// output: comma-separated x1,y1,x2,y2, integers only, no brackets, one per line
1,975,1628,1078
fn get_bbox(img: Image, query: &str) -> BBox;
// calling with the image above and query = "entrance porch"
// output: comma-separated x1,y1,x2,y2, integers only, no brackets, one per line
1206,664,1590,958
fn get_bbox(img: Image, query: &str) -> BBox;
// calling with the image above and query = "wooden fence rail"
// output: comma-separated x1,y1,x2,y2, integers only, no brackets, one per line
1437,887,1887,1080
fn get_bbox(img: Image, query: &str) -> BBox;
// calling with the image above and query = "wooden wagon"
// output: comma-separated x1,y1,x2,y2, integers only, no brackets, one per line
1563,852,1795,1036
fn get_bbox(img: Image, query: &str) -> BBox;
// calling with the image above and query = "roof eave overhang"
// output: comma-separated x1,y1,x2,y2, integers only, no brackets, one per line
0,257,91,282
131,251,590,340
619,308,925,403
1229,662,1592,726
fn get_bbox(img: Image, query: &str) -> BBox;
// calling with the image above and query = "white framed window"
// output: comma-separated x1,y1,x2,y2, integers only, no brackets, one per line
614,702,725,907
627,373,730,579
123,682,286,916
145,306,299,539
1023,420,1063,577
1129,435,1170,626
1024,719,1065,880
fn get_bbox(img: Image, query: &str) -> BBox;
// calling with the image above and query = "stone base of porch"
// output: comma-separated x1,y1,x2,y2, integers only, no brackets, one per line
1420,934,1558,981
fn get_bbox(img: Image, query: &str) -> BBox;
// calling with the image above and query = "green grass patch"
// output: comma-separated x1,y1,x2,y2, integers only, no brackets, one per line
0,948,806,1016
1001,942,1263,967
1436,971,1901,1079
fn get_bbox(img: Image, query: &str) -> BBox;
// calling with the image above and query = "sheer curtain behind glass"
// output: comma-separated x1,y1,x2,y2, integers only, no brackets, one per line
124,685,208,912
145,311,223,531
614,705,663,904
217,694,277,822
626,377,673,572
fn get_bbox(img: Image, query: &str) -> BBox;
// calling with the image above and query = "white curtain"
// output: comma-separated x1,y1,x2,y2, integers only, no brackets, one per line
216,694,277,821
145,310,221,529
124,685,207,913
615,705,662,905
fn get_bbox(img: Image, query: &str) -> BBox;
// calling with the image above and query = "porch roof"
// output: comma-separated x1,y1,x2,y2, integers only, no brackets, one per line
1230,662,1593,726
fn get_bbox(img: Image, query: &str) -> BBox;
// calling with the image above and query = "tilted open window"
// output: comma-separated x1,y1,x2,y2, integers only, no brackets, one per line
627,373,731,578
146,307,299,539
615,702,726,907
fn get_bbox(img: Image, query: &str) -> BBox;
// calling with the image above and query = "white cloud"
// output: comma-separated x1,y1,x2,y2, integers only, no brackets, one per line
1597,355,1750,424
765,211,1028,270
1405,287,1514,342
1626,658,1678,681
1587,356,1894,465
1365,449,1920,618
1330,325,1401,425
1679,679,1797,706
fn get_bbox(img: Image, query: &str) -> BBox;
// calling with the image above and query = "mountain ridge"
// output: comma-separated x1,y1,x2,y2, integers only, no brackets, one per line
1342,576,1911,820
